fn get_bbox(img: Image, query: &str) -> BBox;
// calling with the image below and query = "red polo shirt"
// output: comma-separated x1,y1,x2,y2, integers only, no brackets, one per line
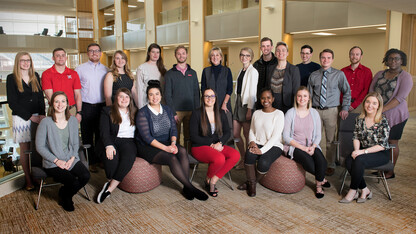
41,65,81,106
341,64,373,109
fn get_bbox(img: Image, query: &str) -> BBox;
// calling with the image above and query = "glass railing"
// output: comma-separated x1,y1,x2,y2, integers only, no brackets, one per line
102,24,115,36
158,6,188,25
210,0,259,15
127,17,146,31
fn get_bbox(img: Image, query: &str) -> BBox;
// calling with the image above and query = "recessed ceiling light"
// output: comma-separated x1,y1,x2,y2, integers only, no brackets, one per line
137,0,144,2
111,9,114,11
377,27,386,30
104,13,113,16
227,40,245,43
311,32,335,36
128,5,137,8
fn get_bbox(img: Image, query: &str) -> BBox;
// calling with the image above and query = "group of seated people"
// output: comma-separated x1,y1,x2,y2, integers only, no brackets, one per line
6,40,412,212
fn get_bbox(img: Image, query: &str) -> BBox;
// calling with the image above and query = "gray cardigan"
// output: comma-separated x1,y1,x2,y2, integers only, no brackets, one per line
283,107,321,159
36,116,80,170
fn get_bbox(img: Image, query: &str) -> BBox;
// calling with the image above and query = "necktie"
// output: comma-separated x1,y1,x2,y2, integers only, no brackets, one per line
319,70,328,109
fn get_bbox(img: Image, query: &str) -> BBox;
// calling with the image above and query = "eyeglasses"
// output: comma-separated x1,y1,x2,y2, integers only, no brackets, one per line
204,95,216,99
387,57,401,62
88,50,101,54
240,54,251,58
19,59,31,63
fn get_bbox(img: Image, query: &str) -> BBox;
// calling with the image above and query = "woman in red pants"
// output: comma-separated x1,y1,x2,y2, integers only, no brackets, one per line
190,88,240,197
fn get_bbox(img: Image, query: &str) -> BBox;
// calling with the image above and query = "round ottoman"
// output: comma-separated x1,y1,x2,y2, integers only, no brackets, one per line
260,156,305,194
118,157,162,193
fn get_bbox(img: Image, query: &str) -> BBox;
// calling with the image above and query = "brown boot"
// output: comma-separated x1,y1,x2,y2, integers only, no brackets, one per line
256,170,267,183
246,164,256,197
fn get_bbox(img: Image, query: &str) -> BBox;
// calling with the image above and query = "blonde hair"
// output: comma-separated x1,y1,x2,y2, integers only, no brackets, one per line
208,47,224,65
240,47,254,62
13,52,41,93
109,50,134,82
293,86,312,110
359,92,384,123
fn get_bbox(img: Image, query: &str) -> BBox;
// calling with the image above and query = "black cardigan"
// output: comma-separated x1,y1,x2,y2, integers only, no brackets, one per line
189,108,230,147
99,106,121,148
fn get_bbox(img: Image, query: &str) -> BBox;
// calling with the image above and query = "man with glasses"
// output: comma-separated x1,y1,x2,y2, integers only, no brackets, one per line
42,48,82,122
75,43,108,172
164,46,199,151
296,45,321,87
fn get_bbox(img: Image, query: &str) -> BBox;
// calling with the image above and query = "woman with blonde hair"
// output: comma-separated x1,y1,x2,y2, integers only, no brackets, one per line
233,47,258,169
339,92,390,203
6,52,46,190
283,86,329,199
104,50,138,106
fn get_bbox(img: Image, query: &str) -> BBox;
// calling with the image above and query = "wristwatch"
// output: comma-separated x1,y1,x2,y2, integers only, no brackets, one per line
364,149,369,154
77,111,82,115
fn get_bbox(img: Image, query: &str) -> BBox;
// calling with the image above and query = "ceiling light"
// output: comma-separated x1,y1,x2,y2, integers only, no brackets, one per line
111,9,114,11
128,5,137,8
227,40,245,43
104,13,113,16
137,0,144,2
377,27,386,30
311,32,335,36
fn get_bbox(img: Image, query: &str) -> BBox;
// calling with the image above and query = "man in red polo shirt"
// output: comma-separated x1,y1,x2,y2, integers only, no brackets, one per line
42,48,82,122
341,46,373,113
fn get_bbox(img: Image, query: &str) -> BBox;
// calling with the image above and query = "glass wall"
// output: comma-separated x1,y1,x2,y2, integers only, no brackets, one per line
127,17,145,31
210,0,259,15
0,11,65,36
159,6,188,25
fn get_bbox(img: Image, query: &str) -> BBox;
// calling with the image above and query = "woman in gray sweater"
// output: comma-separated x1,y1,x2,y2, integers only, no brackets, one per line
36,91,90,212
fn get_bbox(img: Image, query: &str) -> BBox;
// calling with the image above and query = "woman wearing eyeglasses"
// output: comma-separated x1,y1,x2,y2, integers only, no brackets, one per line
190,88,240,197
233,47,259,170
369,49,413,179
6,52,46,191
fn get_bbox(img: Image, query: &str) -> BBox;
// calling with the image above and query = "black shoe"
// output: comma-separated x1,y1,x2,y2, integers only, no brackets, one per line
97,182,111,204
192,188,208,201
59,196,75,211
183,187,195,200
322,180,331,188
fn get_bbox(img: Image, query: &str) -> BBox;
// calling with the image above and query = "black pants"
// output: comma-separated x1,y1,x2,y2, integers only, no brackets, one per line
103,138,137,181
245,145,282,173
292,148,327,182
45,161,90,197
345,150,389,190
81,102,104,165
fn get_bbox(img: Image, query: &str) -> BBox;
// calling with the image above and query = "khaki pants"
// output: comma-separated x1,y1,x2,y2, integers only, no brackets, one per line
316,107,338,169
176,111,192,150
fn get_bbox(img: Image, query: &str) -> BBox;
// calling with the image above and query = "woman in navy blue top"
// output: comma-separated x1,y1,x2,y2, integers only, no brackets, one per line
135,80,208,201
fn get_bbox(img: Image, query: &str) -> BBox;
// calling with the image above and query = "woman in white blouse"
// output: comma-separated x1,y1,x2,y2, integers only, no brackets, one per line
136,43,166,108
237,88,284,197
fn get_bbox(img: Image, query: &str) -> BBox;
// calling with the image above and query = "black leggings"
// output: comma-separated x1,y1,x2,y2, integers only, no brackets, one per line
45,161,90,198
151,145,194,189
245,145,282,173
103,138,136,182
292,148,327,182
345,150,389,190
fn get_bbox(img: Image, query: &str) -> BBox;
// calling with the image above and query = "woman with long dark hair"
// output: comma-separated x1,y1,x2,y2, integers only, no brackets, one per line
97,88,137,204
104,50,138,106
6,51,45,191
190,88,240,197
135,80,208,201
136,43,167,108
36,92,90,211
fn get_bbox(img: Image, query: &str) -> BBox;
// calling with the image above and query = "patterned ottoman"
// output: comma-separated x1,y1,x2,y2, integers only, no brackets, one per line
260,156,305,194
118,157,162,193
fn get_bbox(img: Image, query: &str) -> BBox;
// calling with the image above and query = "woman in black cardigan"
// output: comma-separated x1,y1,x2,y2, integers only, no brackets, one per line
190,88,240,197
97,88,137,204
6,52,45,191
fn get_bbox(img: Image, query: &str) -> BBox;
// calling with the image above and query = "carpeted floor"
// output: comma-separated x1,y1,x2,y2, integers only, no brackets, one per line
1,114,416,233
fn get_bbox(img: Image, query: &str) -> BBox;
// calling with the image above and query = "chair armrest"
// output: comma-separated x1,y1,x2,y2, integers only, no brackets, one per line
387,144,396,163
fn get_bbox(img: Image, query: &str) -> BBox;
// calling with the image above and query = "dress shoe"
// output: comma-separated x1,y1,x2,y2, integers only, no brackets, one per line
357,191,373,203
322,180,331,188
325,168,335,176
237,181,248,190
339,192,359,203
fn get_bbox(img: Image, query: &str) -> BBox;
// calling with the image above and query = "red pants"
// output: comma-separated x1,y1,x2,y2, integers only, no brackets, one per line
191,145,240,179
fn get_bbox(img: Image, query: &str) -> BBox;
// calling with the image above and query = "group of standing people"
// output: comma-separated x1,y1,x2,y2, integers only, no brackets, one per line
6,37,413,211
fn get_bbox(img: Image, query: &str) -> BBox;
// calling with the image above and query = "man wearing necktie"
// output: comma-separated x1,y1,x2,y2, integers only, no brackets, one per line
308,49,351,176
